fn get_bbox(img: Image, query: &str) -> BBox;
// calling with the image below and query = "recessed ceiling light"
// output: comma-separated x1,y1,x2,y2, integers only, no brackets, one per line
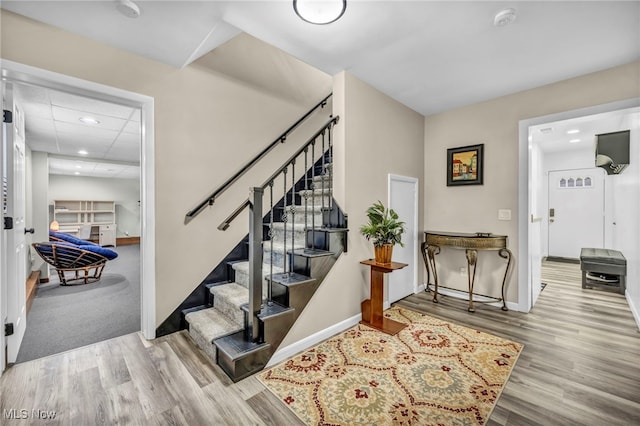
75,165,82,169
78,150,88,155
494,8,517,27
79,116,100,125
567,129,580,134
569,139,581,143
74,171,80,175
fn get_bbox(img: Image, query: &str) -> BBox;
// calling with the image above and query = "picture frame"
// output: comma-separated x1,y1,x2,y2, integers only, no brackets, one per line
447,144,484,186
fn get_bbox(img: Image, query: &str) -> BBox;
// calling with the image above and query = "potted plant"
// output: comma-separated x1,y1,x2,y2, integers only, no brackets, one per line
360,200,405,265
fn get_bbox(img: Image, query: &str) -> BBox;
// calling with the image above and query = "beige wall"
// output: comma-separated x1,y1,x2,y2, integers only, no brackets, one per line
0,11,332,325
424,61,640,305
280,71,425,346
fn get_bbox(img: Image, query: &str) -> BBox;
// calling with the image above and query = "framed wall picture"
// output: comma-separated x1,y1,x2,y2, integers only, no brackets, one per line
447,144,484,186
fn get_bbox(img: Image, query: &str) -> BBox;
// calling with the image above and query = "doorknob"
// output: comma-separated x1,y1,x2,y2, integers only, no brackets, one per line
24,227,35,234
549,219,554,223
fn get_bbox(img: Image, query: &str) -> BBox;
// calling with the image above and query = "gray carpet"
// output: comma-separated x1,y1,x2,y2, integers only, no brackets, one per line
16,244,141,363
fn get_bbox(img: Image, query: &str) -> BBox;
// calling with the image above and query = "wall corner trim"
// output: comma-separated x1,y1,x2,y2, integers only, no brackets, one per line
267,313,362,367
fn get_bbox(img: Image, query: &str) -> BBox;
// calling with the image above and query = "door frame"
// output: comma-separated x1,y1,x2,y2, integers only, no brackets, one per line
386,174,419,307
518,97,640,312
4,83,29,363
0,61,156,370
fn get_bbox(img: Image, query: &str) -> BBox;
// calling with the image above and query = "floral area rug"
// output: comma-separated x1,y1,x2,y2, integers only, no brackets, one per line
258,307,522,425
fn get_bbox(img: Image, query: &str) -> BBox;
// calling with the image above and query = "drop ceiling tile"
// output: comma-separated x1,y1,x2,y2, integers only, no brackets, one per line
122,120,141,135
52,105,129,132
49,90,134,119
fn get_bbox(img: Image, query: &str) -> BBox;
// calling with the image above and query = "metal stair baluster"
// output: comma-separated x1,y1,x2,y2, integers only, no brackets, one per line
311,138,316,251
304,147,309,238
328,123,333,214
321,129,326,217
268,181,274,306
290,158,296,275
282,167,288,277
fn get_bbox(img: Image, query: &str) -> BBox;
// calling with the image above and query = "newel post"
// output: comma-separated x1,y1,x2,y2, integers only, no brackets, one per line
248,187,264,342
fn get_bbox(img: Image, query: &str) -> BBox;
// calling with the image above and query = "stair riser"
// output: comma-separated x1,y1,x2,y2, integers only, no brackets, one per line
298,194,331,207
232,268,272,298
216,336,272,383
262,245,307,270
212,295,246,326
188,327,218,362
269,228,307,246
277,209,323,226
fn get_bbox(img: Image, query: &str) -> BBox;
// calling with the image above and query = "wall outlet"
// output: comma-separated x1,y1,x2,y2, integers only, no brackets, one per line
498,209,512,221
459,267,467,276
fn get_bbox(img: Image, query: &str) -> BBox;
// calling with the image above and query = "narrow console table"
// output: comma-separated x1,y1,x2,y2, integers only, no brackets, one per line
360,259,408,335
421,231,512,312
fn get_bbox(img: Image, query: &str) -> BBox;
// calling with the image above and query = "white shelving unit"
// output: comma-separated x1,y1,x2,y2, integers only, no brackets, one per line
53,200,117,246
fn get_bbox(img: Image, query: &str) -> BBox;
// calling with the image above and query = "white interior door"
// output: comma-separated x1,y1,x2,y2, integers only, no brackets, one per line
548,169,605,258
387,174,418,304
4,84,28,363
529,143,543,307
1,86,8,372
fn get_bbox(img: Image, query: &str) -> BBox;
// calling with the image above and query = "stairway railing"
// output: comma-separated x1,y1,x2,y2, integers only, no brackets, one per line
232,116,339,342
184,94,332,224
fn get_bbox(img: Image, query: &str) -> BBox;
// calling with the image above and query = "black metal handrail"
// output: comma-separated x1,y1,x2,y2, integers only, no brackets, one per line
184,93,332,224
218,116,339,231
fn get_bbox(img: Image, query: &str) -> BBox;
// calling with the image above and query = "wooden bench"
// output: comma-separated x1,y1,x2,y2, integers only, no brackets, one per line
579,248,626,295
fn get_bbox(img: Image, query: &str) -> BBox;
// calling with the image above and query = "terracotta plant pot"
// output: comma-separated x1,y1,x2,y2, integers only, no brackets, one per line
374,244,393,265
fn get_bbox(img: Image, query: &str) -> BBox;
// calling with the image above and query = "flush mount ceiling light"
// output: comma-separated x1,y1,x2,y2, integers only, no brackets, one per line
567,129,580,134
79,116,100,125
116,0,141,19
78,150,88,155
494,8,517,27
569,139,581,143
294,0,346,25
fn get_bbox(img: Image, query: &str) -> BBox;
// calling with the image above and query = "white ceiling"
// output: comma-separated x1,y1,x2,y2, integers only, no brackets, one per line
2,1,639,178
2,1,639,117
531,107,639,154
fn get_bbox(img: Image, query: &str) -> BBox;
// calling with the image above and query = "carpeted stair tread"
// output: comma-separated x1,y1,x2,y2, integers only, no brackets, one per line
185,307,242,341
263,241,306,253
231,261,285,275
269,222,312,231
185,306,243,363
210,282,250,308
210,282,251,324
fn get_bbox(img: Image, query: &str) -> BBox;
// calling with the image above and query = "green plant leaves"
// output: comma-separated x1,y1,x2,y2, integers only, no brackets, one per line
359,200,405,247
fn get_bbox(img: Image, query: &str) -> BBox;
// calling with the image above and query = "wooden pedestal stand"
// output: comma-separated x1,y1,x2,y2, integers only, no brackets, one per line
360,259,408,335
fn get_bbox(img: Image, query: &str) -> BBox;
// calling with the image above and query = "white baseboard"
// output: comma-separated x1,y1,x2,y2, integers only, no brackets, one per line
626,291,640,331
267,313,362,367
424,283,521,312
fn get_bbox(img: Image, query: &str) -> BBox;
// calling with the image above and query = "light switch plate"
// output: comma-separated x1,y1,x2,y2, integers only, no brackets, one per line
498,209,512,221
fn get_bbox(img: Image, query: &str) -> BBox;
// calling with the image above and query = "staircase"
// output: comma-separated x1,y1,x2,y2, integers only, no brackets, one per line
183,117,347,382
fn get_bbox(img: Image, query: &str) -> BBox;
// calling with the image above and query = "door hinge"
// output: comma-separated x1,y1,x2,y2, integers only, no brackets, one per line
3,109,12,124
4,216,13,230
4,323,14,337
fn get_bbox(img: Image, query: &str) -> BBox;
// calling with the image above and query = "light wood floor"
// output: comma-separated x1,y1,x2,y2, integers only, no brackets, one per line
397,260,640,426
1,260,638,425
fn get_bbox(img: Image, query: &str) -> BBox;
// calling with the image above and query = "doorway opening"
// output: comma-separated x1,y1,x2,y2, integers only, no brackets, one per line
1,60,155,372
519,99,640,312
